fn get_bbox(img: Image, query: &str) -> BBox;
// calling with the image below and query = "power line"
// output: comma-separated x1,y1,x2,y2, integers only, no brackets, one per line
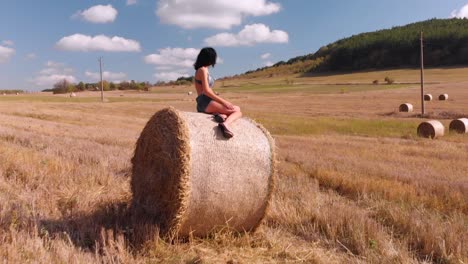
420,31,425,118
98,57,104,103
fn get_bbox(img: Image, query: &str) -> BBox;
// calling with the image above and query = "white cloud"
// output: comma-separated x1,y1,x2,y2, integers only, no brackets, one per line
154,71,189,82
0,45,15,63
73,4,118,23
127,0,137,5
156,66,175,71
145,47,197,82
56,34,141,52
204,23,288,47
46,60,64,68
2,40,14,46
451,4,468,18
39,68,60,75
144,47,199,68
261,53,273,66
34,74,77,87
39,66,73,75
32,61,77,87
156,0,281,29
85,70,127,82
145,47,224,82
261,52,271,59
26,53,37,60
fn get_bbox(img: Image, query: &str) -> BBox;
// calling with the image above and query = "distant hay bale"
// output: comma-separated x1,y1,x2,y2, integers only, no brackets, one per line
69,92,76,97
438,94,448,100
399,103,413,112
424,94,432,101
417,120,444,139
131,107,275,238
449,118,468,134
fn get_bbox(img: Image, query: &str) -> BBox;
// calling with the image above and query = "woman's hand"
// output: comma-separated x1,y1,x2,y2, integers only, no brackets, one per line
222,100,235,110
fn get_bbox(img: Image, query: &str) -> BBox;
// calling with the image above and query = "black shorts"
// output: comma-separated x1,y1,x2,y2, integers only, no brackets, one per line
196,94,213,113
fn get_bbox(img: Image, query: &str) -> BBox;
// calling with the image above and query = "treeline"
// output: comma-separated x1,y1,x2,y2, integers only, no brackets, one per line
0,89,24,94
44,76,196,94
245,18,468,76
42,79,152,94
155,76,194,86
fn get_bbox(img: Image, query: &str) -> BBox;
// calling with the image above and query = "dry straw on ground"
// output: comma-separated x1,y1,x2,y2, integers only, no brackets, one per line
449,118,468,134
438,93,449,100
424,94,433,101
417,120,444,139
399,103,413,112
131,107,276,239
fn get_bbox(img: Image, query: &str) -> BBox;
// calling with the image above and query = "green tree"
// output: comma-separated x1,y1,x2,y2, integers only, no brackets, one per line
119,81,130,90
52,79,75,94
76,81,85,91
97,80,110,91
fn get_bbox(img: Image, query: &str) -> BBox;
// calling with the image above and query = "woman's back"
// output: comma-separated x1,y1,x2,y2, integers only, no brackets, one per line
194,67,214,95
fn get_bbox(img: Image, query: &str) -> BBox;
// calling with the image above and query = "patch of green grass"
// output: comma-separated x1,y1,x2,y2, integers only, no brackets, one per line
219,84,407,94
249,113,419,138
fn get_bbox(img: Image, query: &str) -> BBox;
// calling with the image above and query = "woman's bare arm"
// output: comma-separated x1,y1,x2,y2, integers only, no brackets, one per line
198,68,234,109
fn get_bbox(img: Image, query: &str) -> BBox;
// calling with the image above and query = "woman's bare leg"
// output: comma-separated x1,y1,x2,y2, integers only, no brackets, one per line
205,101,242,129
223,106,242,126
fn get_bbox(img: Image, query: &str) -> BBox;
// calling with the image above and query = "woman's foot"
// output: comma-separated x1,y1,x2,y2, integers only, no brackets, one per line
218,123,234,138
213,113,227,123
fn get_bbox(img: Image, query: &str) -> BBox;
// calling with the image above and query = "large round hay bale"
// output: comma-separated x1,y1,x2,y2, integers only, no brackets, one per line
424,94,433,101
449,118,468,134
438,94,448,101
417,120,444,139
399,103,413,112
131,107,275,238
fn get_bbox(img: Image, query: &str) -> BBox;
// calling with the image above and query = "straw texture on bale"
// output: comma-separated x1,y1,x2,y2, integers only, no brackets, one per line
417,120,444,139
399,103,413,112
131,107,275,238
449,118,468,134
424,94,433,101
438,94,448,100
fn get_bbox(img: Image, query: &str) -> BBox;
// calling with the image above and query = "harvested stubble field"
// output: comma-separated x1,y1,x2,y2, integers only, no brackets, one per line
0,68,467,263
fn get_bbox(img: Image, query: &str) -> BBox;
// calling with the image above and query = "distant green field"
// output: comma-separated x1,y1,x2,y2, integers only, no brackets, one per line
248,113,467,142
218,83,407,94
249,112,418,138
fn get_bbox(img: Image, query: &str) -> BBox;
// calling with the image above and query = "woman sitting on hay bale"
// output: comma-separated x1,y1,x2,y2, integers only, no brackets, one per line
194,47,242,138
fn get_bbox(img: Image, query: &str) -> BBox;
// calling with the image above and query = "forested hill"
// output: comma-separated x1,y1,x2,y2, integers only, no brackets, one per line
242,19,468,77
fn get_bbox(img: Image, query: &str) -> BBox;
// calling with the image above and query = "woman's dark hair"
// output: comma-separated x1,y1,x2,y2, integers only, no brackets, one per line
194,47,217,70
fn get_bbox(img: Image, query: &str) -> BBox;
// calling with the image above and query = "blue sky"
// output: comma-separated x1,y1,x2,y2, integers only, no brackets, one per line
1,0,467,91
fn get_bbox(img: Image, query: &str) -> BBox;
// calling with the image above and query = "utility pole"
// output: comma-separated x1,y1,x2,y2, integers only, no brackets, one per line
99,57,104,102
420,31,425,117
